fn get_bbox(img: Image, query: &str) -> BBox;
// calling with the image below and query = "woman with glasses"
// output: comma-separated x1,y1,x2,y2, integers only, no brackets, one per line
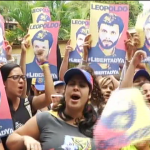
6,68,97,150
0,61,54,149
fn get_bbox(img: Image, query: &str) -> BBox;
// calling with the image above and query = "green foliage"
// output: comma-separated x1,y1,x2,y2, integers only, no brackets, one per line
0,1,144,44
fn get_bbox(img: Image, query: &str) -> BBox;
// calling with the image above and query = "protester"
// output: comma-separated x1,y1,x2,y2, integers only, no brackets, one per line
99,76,115,103
50,80,65,109
6,68,97,150
0,35,55,149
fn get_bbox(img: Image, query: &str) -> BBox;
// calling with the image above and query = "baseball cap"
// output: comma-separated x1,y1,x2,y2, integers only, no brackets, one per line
133,69,150,82
32,78,45,91
54,81,65,87
64,68,93,89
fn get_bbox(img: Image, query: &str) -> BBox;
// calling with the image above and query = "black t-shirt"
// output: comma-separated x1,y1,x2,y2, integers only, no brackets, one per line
1,96,34,150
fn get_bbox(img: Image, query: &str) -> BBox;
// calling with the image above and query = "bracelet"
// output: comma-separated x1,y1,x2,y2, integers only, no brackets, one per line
40,63,49,69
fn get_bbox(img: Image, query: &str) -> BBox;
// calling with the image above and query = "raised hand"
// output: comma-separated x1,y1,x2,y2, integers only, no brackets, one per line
21,34,30,52
124,32,140,60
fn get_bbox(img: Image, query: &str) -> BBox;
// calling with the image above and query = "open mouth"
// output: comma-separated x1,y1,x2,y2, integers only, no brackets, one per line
71,94,81,101
18,86,23,90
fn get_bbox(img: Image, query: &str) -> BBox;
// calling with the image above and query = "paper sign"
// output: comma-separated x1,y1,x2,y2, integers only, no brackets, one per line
94,88,150,150
26,21,60,80
88,3,129,75
0,73,14,138
32,7,51,23
69,19,90,64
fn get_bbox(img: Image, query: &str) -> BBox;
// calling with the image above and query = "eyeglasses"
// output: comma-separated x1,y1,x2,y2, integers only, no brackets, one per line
7,75,26,81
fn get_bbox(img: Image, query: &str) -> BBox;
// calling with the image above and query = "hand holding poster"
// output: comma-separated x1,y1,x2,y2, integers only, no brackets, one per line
31,7,51,23
26,21,60,79
0,72,13,138
69,19,90,63
88,3,129,76
94,88,150,150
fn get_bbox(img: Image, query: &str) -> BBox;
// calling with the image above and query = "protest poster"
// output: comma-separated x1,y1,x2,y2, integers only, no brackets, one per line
88,3,129,75
94,88,150,150
26,21,60,80
31,7,51,23
89,63,120,76
69,19,90,64
0,72,14,138
135,9,150,71
0,15,7,63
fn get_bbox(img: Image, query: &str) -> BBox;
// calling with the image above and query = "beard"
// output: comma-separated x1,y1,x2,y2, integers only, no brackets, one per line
76,45,83,53
98,38,118,49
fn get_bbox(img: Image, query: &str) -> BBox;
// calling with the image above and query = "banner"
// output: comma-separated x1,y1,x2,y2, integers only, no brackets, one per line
88,3,129,75
26,21,60,80
0,73,13,138
31,7,51,23
0,15,7,63
94,88,150,150
69,19,90,63
89,63,120,76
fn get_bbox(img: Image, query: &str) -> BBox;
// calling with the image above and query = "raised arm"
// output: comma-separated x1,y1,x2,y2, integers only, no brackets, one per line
59,40,72,81
32,51,55,110
120,50,147,88
19,34,30,98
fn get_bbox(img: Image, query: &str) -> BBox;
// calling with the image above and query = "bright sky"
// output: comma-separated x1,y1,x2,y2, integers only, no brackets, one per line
139,1,150,10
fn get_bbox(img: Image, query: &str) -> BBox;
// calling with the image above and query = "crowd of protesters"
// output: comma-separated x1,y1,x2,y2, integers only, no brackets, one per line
0,25,149,150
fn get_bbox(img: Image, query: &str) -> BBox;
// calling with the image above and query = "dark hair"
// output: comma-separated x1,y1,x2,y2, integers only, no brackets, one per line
77,64,105,115
54,97,97,138
98,13,124,34
76,26,88,38
0,63,20,82
100,77,115,90
31,30,53,50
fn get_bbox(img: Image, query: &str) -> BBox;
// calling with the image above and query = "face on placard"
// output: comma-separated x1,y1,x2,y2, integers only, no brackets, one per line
98,23,120,49
64,75,91,112
76,34,86,51
33,40,50,60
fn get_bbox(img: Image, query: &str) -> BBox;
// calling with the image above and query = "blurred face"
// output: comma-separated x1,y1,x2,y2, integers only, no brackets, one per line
64,75,91,111
4,67,25,98
51,84,65,108
133,76,149,87
51,94,63,108
135,141,150,150
101,80,114,103
33,40,49,60
55,84,65,95
141,83,150,107
144,23,150,45
99,23,120,49
76,34,86,51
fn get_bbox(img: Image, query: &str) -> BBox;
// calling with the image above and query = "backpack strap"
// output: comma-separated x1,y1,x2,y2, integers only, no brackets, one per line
24,97,32,118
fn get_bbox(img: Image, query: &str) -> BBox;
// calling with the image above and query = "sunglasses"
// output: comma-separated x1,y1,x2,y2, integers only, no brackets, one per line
7,75,26,81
